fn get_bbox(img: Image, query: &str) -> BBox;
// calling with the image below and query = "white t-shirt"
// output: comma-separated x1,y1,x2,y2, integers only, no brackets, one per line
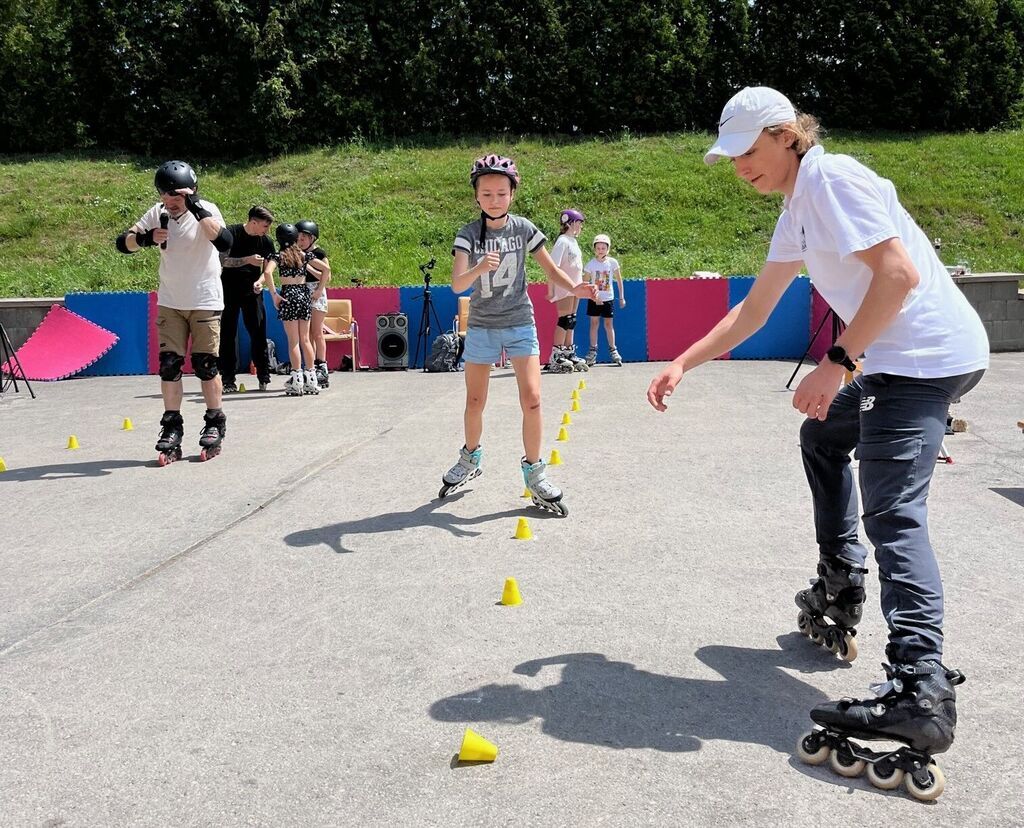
549,234,583,301
585,256,620,302
136,201,226,311
767,147,988,378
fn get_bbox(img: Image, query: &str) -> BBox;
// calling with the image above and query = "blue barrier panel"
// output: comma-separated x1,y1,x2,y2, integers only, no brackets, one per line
400,284,460,368
64,291,151,375
728,276,811,359
581,278,647,364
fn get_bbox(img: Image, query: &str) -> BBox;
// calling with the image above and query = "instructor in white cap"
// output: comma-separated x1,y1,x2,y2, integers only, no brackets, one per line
647,87,988,798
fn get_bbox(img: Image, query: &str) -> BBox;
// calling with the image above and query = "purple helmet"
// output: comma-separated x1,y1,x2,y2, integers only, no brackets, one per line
470,153,520,188
560,208,585,225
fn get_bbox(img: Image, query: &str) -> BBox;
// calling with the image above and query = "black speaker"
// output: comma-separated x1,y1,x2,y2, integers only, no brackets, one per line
376,313,409,369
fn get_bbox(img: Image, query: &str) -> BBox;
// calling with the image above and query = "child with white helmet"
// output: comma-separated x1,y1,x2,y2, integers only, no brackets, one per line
438,153,598,516
584,233,626,365
545,208,588,373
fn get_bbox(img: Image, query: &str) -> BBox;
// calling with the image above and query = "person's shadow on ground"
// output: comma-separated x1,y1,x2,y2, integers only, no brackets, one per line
430,635,844,755
0,458,152,481
283,490,560,554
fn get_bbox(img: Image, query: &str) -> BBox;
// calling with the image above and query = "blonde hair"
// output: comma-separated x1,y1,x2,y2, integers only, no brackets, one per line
765,112,822,157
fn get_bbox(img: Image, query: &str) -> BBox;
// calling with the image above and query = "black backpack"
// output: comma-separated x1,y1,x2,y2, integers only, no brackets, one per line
425,332,463,372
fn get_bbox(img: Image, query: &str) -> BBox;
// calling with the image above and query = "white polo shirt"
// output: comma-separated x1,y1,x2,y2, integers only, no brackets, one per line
136,201,225,311
767,146,988,378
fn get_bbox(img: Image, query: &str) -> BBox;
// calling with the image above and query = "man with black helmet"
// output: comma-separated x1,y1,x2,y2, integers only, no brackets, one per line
218,205,276,393
296,219,333,387
115,160,234,463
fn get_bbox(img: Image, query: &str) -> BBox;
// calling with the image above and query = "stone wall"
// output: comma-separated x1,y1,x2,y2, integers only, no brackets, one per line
0,298,64,352
953,273,1024,352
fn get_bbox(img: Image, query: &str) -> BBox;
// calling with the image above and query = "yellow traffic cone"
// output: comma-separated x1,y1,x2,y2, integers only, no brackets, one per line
66,435,80,450
121,418,134,431
521,487,531,498
556,426,569,442
514,517,533,540
571,389,580,401
571,399,581,412
578,379,587,391
0,457,7,472
501,577,523,606
238,382,247,392
459,728,498,763
548,449,563,465
561,412,572,425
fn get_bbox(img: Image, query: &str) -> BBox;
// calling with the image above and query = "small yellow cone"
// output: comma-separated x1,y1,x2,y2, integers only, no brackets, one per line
238,382,247,392
66,435,80,450
571,389,580,401
121,418,134,431
459,728,498,763
500,577,523,606
571,399,581,412
578,379,587,391
514,517,533,540
521,487,531,498
548,449,563,465
556,426,569,442
561,412,572,425
0,457,7,472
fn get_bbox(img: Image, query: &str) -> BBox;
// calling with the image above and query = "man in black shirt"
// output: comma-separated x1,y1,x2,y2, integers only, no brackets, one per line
219,206,276,391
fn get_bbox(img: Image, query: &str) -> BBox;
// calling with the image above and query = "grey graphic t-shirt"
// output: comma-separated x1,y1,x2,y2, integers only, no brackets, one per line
452,215,546,329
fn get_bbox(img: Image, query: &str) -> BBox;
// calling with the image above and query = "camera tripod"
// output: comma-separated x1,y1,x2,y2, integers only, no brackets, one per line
0,321,34,398
786,307,845,390
411,258,443,371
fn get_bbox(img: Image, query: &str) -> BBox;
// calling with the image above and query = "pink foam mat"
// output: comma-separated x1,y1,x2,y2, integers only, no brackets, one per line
3,305,119,381
646,279,730,361
326,287,400,369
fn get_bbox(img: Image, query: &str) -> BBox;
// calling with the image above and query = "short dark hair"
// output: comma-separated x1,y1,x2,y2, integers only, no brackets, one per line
248,205,274,222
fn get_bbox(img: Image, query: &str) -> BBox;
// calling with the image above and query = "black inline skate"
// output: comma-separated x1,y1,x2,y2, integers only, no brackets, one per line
439,445,482,498
797,661,965,801
198,409,226,461
795,556,868,661
155,410,184,466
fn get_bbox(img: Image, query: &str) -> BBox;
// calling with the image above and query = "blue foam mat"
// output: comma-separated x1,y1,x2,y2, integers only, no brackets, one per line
728,277,811,359
581,279,647,364
64,292,151,375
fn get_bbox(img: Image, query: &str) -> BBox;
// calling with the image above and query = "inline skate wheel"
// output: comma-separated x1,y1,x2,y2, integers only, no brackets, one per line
796,732,830,765
797,611,812,636
829,747,866,778
866,760,905,790
904,763,945,801
839,634,858,662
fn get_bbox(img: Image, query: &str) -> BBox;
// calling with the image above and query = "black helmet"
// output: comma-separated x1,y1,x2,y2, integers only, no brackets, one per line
154,160,198,194
276,223,299,248
295,219,319,239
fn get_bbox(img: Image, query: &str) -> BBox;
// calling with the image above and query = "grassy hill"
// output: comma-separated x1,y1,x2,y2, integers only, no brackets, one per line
1,132,1022,298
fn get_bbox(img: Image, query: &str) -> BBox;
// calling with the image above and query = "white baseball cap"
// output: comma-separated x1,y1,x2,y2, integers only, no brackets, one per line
703,87,797,166
592,233,611,247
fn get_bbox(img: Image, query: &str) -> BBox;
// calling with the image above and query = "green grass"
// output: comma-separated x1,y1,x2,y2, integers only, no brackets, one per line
1,132,1022,298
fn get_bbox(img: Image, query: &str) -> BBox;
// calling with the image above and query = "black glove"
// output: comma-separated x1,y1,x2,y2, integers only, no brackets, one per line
134,228,156,247
183,192,212,221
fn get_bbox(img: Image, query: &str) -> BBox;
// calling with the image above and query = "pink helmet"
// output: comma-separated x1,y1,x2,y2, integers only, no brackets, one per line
470,153,520,188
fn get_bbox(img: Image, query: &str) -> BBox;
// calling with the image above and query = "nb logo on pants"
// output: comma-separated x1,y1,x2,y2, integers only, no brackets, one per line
860,395,876,412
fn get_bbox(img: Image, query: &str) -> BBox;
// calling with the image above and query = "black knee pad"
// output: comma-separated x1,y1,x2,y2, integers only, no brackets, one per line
564,312,577,331
192,352,220,381
158,351,185,382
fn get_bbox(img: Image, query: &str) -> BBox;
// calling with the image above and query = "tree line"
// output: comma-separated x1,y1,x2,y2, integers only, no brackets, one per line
3,0,1023,157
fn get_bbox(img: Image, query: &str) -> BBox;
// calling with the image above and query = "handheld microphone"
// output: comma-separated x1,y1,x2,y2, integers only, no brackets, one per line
159,212,169,250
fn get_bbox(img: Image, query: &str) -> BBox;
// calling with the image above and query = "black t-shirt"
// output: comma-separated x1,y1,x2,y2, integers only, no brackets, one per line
222,224,276,295
305,245,328,283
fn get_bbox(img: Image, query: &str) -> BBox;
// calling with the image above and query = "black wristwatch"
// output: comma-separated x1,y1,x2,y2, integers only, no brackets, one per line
826,344,857,372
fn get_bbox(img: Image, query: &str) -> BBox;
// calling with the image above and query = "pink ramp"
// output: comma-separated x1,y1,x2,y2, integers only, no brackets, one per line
2,305,119,381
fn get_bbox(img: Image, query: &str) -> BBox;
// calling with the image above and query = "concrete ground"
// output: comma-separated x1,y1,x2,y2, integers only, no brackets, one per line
0,355,1021,827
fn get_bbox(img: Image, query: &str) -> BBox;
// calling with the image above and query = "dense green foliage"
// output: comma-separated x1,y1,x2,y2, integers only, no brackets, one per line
1,132,1021,297
2,1,1023,155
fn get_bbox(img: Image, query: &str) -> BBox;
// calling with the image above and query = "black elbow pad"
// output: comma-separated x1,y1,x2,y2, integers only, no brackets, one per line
116,231,134,254
212,227,233,252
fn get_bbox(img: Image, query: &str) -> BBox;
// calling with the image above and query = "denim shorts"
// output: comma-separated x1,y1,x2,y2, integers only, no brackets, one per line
463,325,540,364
